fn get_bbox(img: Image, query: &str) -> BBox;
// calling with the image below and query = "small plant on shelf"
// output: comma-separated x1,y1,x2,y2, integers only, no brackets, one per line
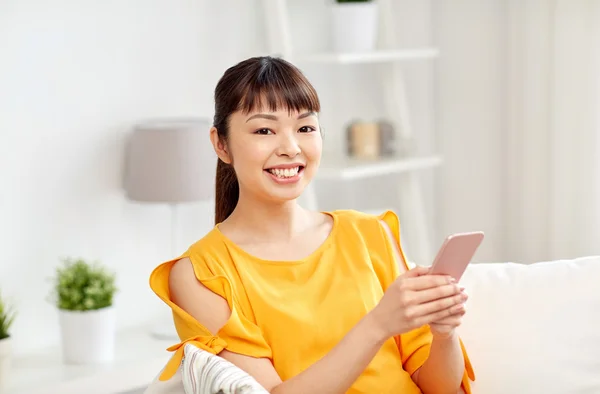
0,292,16,340
51,257,117,311
51,257,119,364
0,291,16,387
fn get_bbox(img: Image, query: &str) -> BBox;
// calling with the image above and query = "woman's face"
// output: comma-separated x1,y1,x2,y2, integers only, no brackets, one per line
212,107,322,204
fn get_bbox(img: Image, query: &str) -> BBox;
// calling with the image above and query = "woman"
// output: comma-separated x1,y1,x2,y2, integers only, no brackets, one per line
150,56,475,394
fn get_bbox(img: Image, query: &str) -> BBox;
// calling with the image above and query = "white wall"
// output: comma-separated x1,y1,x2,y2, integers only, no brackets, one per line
301,0,517,265
0,0,267,355
433,0,508,262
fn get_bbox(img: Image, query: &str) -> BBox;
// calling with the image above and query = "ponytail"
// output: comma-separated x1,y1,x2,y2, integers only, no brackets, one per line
214,158,239,225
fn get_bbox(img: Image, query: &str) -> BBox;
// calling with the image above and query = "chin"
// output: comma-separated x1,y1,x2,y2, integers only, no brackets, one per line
268,189,305,204
262,183,308,204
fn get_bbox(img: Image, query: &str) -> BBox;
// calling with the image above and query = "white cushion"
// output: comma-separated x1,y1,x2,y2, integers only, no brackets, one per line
458,256,600,394
181,344,268,394
144,345,269,394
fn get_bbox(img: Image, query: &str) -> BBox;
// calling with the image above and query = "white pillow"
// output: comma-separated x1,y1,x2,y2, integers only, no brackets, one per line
181,344,269,394
458,256,600,394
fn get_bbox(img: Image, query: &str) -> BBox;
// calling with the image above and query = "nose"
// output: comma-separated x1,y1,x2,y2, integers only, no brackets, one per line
276,132,301,158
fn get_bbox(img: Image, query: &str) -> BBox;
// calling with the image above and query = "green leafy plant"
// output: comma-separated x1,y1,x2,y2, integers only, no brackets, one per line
0,292,16,340
51,257,117,311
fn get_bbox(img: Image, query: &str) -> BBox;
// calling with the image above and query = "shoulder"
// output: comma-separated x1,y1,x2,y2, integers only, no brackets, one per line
330,209,405,260
328,209,407,286
330,209,381,226
151,227,233,288
326,209,399,253
181,227,234,272
186,226,225,256
329,209,398,235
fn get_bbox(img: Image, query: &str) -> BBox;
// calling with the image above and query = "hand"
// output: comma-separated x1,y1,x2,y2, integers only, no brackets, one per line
369,266,467,340
429,286,468,338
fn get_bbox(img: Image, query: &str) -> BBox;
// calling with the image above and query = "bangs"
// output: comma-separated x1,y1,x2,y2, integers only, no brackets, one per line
236,58,320,115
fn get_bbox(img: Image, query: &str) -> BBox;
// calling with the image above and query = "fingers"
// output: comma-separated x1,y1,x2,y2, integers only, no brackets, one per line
421,291,467,315
416,302,466,327
429,312,464,334
404,291,467,324
431,306,466,325
401,265,431,278
411,283,464,304
431,317,463,329
402,274,456,291
430,298,467,326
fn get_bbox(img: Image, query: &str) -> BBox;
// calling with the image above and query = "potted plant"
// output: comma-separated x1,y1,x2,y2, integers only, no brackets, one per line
330,0,379,53
51,257,118,364
0,291,16,389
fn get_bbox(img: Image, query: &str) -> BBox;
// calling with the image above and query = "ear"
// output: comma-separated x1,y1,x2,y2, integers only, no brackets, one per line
210,127,232,164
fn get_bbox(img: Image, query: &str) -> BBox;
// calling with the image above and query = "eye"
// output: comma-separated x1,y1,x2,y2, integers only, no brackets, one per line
299,126,316,133
254,128,274,135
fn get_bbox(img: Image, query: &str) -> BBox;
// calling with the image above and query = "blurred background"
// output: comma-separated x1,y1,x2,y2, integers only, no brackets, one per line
0,0,599,388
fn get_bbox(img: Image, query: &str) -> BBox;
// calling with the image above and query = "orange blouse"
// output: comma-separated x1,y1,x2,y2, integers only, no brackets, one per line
150,209,475,393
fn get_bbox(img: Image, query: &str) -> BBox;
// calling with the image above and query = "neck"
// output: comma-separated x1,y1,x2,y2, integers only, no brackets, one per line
226,191,310,241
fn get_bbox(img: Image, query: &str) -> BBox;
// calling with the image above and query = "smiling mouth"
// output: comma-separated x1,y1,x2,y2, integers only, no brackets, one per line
265,166,304,179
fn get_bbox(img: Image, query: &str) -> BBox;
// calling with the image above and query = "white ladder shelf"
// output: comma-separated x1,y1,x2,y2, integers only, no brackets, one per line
261,0,440,265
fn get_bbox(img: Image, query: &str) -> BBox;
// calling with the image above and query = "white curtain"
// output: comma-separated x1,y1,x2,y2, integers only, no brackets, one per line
505,0,600,263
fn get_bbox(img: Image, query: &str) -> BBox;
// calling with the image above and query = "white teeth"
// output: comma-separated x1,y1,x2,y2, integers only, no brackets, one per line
268,166,300,178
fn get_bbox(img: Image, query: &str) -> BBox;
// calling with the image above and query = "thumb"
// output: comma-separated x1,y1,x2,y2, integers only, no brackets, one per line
402,265,430,278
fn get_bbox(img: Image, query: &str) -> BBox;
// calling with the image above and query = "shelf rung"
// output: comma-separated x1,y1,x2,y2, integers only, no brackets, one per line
316,155,443,180
294,48,439,65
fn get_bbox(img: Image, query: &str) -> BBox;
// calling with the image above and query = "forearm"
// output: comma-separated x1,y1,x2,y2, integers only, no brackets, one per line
413,331,464,394
271,313,385,394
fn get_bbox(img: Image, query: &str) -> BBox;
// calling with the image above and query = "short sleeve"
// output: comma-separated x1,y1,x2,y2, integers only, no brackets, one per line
149,253,272,381
378,210,476,393
378,210,411,275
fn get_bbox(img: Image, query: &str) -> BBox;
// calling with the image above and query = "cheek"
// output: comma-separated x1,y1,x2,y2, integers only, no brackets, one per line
230,139,270,174
302,135,323,159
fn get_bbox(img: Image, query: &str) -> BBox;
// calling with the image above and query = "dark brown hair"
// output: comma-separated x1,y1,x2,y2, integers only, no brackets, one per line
212,56,321,224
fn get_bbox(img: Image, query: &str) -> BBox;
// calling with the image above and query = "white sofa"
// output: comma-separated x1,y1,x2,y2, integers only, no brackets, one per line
145,256,600,394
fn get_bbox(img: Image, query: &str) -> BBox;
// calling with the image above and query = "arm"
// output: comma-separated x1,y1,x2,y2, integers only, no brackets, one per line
411,333,465,394
169,257,388,394
379,220,466,394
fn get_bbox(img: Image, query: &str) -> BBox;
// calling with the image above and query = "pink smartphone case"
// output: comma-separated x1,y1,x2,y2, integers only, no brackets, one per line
428,232,484,281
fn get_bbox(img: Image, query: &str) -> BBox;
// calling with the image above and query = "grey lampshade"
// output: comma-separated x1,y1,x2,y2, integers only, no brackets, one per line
123,117,216,203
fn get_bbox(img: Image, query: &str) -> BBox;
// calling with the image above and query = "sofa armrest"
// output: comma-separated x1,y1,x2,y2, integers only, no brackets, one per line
145,345,268,394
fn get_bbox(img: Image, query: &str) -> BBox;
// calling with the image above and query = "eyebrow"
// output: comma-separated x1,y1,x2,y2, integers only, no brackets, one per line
245,111,317,123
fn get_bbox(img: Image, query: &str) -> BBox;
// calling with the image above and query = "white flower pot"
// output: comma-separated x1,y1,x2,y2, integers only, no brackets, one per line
58,306,116,364
330,2,379,53
0,337,12,389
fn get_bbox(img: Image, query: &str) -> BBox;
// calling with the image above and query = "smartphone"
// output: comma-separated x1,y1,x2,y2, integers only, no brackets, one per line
428,232,484,281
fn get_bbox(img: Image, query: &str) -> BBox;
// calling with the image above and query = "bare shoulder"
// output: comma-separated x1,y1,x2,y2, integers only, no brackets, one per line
169,256,194,279
169,257,203,292
168,257,231,334
169,258,284,390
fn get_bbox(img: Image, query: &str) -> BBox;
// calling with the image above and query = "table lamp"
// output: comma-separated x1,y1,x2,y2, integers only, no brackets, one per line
123,117,216,338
